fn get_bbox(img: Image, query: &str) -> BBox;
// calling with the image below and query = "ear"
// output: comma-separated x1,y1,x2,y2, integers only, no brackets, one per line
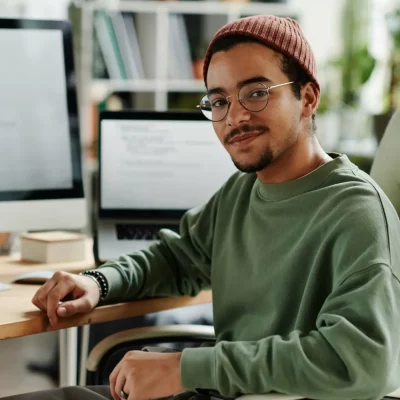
301,82,320,118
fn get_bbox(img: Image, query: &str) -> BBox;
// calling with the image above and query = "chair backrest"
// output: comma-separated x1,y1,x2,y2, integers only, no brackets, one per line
370,109,400,215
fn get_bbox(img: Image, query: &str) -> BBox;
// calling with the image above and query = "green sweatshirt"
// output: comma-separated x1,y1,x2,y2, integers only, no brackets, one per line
98,154,400,400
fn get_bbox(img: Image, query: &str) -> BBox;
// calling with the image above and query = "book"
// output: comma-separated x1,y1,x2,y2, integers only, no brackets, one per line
168,14,194,80
122,12,145,79
94,11,123,80
103,11,128,80
20,231,87,263
94,10,127,80
110,11,137,80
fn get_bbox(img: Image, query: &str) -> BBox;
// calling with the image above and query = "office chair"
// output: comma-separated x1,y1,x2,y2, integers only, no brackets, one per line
84,110,400,399
370,108,400,215
85,327,302,400
85,324,216,386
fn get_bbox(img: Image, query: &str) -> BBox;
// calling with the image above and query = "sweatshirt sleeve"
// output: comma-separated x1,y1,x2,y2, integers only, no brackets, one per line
181,264,400,400
96,189,220,304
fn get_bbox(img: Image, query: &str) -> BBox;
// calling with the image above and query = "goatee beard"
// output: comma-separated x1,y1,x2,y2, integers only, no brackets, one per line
232,151,273,173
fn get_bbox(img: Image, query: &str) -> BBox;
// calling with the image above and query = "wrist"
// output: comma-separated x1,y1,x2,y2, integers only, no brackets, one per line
80,270,109,300
82,274,102,303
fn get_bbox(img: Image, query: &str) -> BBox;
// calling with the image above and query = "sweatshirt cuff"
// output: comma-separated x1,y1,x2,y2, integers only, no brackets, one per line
95,266,125,304
180,347,217,391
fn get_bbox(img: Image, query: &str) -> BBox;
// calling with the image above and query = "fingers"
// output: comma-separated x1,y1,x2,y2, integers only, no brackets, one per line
109,362,122,400
32,278,58,312
127,387,134,400
115,370,127,400
47,279,75,326
31,272,76,326
126,386,134,400
56,296,93,318
31,271,98,327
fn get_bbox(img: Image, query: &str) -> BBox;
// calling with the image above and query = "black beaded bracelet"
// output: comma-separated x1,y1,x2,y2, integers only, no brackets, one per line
80,270,109,299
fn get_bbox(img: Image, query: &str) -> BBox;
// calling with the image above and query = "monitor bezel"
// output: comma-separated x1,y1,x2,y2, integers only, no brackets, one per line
98,110,212,220
0,18,84,202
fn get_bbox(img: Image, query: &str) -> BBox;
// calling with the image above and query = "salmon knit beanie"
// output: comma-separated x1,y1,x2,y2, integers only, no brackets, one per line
203,15,320,92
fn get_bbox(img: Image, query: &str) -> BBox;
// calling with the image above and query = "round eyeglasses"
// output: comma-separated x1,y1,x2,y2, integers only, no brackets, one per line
197,81,294,122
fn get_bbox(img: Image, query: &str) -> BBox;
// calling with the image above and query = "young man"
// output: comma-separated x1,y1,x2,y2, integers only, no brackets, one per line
5,14,400,400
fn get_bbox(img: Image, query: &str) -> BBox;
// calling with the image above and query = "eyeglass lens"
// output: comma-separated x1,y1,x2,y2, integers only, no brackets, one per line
199,82,270,122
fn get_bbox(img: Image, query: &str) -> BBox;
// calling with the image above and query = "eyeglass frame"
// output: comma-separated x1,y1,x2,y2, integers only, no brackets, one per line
197,81,295,122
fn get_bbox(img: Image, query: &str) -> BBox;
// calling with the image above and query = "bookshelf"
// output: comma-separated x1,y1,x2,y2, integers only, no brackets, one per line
78,0,299,150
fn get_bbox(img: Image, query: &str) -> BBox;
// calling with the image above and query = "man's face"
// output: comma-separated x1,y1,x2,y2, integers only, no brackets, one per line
207,42,303,173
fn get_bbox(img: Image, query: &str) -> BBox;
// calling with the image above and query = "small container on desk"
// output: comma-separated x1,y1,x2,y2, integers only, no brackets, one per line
20,231,87,263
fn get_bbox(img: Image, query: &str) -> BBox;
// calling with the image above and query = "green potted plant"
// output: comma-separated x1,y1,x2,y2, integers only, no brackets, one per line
336,0,376,107
328,0,376,154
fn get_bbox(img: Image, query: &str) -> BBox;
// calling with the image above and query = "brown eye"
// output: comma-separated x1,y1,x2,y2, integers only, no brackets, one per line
212,99,228,108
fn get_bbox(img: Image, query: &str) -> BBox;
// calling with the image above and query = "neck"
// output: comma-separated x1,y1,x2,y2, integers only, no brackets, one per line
256,136,331,184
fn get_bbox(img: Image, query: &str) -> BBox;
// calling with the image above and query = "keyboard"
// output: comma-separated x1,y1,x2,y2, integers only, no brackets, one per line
116,224,179,240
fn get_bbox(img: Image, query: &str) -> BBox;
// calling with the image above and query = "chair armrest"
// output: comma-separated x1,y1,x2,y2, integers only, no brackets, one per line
87,324,215,372
237,393,400,400
237,392,400,400
387,389,400,398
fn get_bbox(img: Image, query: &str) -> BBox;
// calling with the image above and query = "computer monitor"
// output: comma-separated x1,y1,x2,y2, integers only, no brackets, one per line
0,18,86,232
98,111,237,220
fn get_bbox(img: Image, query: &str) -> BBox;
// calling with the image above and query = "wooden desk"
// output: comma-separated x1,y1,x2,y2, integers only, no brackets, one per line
0,247,212,386
0,245,94,340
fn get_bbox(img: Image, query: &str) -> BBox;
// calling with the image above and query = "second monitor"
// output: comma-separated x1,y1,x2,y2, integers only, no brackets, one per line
0,18,86,233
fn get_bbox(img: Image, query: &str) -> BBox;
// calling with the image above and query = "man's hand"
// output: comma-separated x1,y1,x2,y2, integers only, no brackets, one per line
31,271,101,326
109,350,184,400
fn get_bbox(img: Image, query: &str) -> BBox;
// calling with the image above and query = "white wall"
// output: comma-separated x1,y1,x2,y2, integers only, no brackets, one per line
293,0,345,65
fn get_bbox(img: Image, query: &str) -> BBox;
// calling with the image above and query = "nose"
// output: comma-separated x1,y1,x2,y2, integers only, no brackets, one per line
225,96,251,127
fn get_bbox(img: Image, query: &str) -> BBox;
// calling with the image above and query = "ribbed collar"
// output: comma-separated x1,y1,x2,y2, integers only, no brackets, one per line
255,153,356,202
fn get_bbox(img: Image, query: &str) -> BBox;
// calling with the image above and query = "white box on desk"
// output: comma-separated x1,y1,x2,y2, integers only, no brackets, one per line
21,231,86,263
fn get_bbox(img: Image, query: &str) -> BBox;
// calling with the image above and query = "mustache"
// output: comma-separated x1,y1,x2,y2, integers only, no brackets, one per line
224,124,269,145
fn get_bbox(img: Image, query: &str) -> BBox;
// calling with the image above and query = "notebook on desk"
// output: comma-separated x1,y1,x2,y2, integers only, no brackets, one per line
95,111,237,263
